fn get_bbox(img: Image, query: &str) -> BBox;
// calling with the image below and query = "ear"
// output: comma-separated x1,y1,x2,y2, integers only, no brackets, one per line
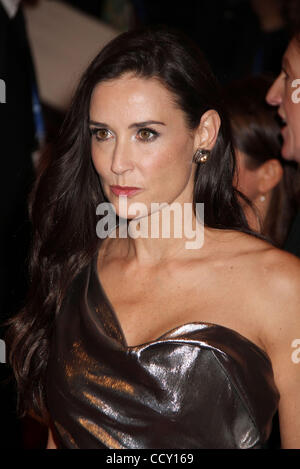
194,110,221,151
257,159,283,193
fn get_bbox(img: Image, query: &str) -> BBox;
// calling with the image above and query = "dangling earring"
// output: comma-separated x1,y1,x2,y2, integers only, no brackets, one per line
192,149,210,164
259,194,266,202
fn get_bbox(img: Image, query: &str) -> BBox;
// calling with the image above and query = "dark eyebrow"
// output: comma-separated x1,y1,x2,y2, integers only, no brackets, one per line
88,120,166,128
128,120,166,129
89,121,108,127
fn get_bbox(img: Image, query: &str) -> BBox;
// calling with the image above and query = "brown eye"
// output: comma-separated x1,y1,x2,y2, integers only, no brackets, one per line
90,127,111,141
96,129,109,140
137,128,158,141
139,129,151,139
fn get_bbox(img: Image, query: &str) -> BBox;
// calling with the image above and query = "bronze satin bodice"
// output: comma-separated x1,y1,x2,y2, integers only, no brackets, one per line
46,253,280,449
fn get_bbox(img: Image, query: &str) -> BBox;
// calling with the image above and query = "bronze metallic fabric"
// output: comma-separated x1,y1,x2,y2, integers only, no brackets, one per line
46,253,280,449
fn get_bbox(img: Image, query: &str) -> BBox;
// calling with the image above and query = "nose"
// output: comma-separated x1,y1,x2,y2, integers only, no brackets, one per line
111,139,134,175
266,74,283,107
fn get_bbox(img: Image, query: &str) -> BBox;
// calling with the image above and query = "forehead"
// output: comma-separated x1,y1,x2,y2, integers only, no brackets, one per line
89,74,178,117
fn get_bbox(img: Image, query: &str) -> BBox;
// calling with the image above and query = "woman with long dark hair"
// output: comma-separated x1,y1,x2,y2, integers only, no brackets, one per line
6,26,300,449
225,75,299,247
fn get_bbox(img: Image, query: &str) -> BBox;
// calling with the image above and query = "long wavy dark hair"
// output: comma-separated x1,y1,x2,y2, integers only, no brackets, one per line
6,25,266,420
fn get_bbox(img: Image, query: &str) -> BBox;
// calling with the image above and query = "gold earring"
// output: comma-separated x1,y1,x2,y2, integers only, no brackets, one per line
192,149,210,164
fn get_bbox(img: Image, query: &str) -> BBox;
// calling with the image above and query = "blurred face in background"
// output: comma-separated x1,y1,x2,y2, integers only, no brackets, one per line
235,149,262,202
266,37,300,163
234,148,283,232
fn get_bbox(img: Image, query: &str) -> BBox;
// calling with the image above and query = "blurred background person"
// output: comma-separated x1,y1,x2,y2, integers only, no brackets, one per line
0,0,45,449
225,75,299,248
266,0,300,257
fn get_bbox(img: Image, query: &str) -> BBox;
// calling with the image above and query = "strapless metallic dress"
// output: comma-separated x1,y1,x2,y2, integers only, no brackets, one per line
46,253,280,449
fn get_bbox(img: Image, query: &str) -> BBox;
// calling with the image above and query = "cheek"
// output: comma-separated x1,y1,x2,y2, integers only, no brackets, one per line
281,104,300,160
290,107,300,145
91,144,109,177
141,138,192,178
143,150,173,175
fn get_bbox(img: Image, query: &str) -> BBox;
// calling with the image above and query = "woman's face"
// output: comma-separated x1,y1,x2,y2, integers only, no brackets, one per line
266,38,300,163
89,73,198,220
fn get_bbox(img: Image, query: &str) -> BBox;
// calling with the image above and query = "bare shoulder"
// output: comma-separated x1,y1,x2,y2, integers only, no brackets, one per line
231,231,300,285
249,238,300,288
223,232,300,342
251,240,300,305
231,234,300,448
237,235,300,354
239,239,300,449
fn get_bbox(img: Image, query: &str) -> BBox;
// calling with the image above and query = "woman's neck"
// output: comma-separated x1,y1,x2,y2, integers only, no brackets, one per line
113,204,205,266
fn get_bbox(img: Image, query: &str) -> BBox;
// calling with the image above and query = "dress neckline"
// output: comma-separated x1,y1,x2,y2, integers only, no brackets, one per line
92,250,272,365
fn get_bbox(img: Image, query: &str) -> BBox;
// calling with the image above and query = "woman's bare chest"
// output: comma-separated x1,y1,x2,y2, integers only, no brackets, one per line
96,258,260,349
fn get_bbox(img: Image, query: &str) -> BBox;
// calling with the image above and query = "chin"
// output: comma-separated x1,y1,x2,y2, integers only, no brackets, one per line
116,212,136,221
115,208,149,222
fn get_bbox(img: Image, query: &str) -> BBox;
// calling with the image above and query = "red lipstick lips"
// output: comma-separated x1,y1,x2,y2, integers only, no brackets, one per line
110,185,142,196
